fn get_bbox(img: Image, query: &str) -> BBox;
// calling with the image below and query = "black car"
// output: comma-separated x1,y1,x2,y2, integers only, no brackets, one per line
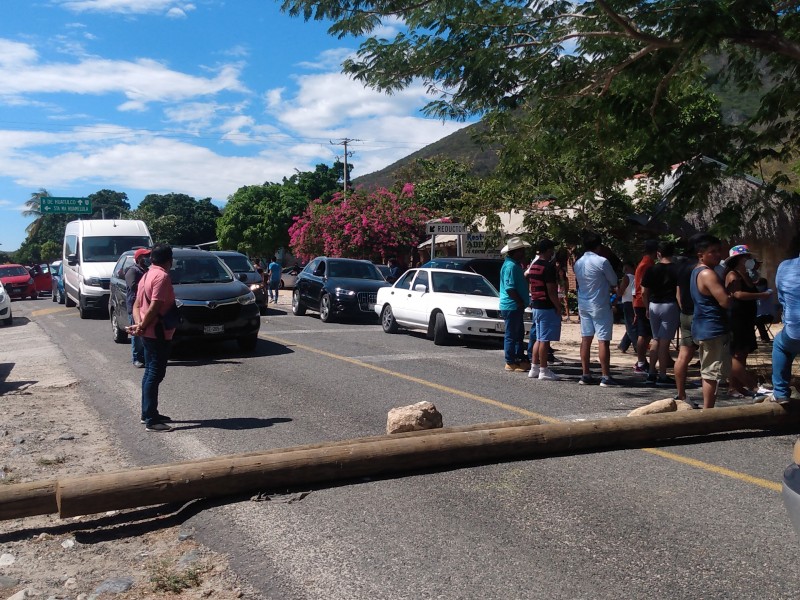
108,248,261,350
211,250,267,315
420,257,503,290
292,257,390,322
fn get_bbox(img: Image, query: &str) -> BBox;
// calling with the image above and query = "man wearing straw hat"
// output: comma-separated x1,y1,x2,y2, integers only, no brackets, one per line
500,236,531,372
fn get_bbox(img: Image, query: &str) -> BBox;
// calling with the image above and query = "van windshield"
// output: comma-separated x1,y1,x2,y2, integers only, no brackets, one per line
82,236,151,263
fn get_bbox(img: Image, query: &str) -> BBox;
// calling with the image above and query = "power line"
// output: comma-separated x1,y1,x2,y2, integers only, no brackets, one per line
330,138,360,196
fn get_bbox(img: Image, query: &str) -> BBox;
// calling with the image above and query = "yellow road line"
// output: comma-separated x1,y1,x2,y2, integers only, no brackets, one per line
30,306,72,317
263,333,782,492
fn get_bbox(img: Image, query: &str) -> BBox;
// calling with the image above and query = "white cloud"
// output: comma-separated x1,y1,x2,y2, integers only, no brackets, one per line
372,16,405,39
56,0,195,16
296,48,352,71
0,39,247,109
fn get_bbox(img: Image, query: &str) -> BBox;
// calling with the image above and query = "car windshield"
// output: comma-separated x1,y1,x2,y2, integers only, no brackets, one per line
431,271,498,297
327,260,383,280
170,256,233,284
82,236,152,263
219,255,254,273
0,266,29,277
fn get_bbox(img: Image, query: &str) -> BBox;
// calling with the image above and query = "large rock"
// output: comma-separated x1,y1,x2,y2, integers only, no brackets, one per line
627,398,677,417
386,401,443,434
674,400,697,411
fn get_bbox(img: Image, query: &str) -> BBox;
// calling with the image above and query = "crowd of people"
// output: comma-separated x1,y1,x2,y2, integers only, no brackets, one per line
499,233,800,409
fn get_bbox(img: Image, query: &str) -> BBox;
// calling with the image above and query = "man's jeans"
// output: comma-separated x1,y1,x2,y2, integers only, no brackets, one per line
142,337,171,424
772,329,800,400
501,308,526,365
618,301,637,351
130,313,144,364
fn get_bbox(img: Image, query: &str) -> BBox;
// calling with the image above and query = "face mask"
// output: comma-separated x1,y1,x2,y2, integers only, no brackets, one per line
745,258,756,271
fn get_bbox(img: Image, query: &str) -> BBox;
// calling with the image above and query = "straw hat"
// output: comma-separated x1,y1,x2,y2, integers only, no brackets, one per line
500,236,531,254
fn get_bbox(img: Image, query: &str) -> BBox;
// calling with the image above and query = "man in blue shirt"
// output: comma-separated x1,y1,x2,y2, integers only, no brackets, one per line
772,254,800,401
499,237,531,372
267,257,282,303
573,232,620,386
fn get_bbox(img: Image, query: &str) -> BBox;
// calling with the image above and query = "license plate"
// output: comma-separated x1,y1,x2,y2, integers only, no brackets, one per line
495,323,505,332
204,325,224,334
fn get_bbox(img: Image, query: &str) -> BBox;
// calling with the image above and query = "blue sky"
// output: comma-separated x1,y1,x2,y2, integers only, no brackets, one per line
0,0,470,250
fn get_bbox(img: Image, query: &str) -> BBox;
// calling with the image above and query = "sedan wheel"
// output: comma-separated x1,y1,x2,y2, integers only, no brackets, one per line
381,305,398,334
111,308,128,344
292,289,306,316
319,293,334,323
433,312,451,346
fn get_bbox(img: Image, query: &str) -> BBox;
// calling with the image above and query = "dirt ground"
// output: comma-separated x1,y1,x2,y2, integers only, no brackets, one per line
0,317,254,600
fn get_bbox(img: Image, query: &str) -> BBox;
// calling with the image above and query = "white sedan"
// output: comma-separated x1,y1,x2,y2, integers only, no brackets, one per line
0,282,12,326
375,268,509,345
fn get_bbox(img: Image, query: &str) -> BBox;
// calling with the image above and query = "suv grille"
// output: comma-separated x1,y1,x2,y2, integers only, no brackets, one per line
180,303,242,325
357,292,377,312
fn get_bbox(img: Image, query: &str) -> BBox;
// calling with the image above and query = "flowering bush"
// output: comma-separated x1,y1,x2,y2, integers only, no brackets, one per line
288,189,431,261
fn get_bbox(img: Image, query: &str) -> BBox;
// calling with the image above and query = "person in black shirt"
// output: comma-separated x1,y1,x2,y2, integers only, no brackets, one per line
641,241,679,386
526,239,562,381
674,236,701,405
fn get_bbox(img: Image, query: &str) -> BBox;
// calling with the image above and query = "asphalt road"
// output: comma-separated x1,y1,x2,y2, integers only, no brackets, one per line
14,296,800,599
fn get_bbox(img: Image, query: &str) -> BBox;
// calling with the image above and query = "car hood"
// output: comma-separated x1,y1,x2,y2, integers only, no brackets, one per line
1,274,32,285
175,280,252,301
325,277,391,292
80,262,116,279
235,271,262,285
441,294,501,310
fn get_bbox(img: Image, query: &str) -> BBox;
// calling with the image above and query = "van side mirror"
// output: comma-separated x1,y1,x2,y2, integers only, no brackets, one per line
67,254,78,266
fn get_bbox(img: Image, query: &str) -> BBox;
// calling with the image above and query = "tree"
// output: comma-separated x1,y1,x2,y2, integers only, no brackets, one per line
22,188,50,238
40,241,61,263
131,193,221,245
282,0,800,201
88,189,130,219
283,161,350,202
217,183,309,256
288,188,431,261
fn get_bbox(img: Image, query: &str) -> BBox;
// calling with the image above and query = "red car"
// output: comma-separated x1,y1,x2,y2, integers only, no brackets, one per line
28,263,52,295
0,264,38,300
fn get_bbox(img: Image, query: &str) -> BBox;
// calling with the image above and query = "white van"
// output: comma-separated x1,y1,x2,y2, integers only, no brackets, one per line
63,219,152,318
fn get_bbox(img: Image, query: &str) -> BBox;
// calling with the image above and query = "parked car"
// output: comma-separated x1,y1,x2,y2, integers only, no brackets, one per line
292,257,390,322
108,248,261,350
280,265,302,289
51,261,65,304
28,263,52,295
420,257,503,290
375,268,512,345
211,251,267,315
0,264,37,300
0,282,12,325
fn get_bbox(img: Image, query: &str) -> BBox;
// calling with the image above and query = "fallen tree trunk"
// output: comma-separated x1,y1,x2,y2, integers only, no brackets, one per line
0,417,539,521
51,402,799,519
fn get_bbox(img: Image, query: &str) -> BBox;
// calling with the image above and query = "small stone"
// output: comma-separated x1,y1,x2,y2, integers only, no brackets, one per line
202,589,214,597
64,577,78,590
386,401,443,434
61,538,75,549
91,576,134,595
77,594,89,600
0,553,15,566
58,433,75,441
12,437,25,445
7,589,28,600
0,575,19,589
627,398,677,417
178,528,195,541
177,549,201,569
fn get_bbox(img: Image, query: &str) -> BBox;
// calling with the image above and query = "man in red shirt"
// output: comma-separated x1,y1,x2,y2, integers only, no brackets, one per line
633,240,658,374
130,244,177,432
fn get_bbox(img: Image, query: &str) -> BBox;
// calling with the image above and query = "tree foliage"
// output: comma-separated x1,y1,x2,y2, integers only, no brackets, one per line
288,188,431,261
131,193,220,246
87,189,130,219
217,183,309,256
282,160,350,202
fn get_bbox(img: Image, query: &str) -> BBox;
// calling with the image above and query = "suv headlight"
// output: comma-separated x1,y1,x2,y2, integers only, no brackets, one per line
249,283,262,291
83,276,101,287
334,287,356,297
456,307,485,317
237,292,256,305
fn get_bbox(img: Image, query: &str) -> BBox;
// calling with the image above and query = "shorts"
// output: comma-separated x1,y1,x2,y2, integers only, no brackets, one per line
697,334,732,382
634,306,651,338
679,313,695,347
578,304,613,341
649,302,679,341
533,308,562,342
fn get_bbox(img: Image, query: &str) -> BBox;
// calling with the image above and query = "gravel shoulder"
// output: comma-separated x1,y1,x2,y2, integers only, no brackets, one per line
0,313,253,599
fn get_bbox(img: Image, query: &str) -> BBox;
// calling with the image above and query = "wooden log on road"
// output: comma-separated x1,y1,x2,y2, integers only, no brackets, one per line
53,402,800,519
0,417,539,521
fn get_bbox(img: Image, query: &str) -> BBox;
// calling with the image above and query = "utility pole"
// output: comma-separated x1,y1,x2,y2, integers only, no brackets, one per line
330,138,359,196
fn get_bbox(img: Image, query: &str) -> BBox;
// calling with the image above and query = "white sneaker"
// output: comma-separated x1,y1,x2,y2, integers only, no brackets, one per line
538,368,561,381
757,385,773,395
528,365,540,379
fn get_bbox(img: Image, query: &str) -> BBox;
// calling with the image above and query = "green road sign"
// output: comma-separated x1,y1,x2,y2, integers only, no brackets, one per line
40,197,92,215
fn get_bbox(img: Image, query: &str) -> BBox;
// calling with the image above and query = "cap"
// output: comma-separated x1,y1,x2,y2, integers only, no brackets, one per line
134,248,151,261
